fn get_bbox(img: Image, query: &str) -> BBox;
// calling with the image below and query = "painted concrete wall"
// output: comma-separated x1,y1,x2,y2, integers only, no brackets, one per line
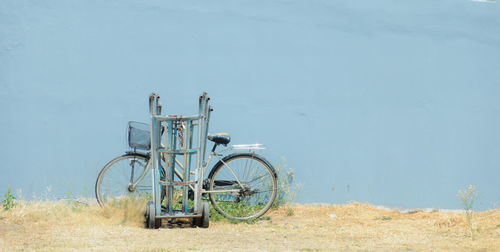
1,0,499,210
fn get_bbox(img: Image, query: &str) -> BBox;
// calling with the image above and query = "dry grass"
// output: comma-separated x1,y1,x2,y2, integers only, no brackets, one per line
1,200,499,251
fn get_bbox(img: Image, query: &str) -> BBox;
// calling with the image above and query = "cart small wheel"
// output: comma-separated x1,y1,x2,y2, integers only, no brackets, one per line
193,201,210,228
146,201,160,229
193,216,201,227
201,201,210,228
145,202,151,228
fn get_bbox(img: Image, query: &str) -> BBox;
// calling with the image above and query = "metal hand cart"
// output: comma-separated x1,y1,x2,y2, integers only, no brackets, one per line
95,92,279,226
145,92,212,228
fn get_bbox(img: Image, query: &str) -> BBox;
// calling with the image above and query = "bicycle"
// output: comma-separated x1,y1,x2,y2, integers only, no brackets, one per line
95,122,278,220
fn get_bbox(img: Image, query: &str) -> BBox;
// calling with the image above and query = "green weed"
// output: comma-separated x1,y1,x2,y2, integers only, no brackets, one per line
64,192,88,212
375,216,392,221
458,184,478,240
2,188,16,210
208,201,264,224
273,157,302,208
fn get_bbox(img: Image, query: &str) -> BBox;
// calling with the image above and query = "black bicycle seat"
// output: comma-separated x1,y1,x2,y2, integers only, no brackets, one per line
207,133,231,145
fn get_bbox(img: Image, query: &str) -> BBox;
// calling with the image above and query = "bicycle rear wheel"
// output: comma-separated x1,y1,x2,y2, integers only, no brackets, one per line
207,153,277,220
95,153,152,206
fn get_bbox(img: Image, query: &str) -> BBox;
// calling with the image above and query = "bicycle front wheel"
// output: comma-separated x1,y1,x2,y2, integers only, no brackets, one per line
95,153,152,206
208,153,277,220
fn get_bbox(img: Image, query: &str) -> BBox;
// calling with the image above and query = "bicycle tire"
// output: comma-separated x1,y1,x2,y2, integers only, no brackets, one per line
207,153,277,220
95,153,153,206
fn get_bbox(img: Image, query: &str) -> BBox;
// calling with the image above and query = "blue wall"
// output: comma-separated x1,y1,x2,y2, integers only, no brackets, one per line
1,0,499,210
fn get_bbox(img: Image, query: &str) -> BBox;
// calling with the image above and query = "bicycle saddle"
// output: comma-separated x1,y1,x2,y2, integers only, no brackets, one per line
207,133,231,145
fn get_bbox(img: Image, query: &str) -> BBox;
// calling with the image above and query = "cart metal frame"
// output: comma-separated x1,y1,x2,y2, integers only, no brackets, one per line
148,92,212,225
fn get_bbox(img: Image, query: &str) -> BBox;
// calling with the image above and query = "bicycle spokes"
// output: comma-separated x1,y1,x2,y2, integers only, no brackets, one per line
209,154,277,219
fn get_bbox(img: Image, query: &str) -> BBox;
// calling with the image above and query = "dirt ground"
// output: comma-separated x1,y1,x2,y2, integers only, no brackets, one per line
1,201,499,251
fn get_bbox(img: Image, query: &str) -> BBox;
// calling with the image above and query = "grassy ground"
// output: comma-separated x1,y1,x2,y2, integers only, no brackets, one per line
1,200,499,251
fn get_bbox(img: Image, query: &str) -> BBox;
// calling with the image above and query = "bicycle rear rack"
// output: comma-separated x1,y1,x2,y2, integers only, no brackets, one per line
149,92,212,221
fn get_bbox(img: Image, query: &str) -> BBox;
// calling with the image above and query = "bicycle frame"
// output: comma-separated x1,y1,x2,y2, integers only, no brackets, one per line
129,146,261,196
